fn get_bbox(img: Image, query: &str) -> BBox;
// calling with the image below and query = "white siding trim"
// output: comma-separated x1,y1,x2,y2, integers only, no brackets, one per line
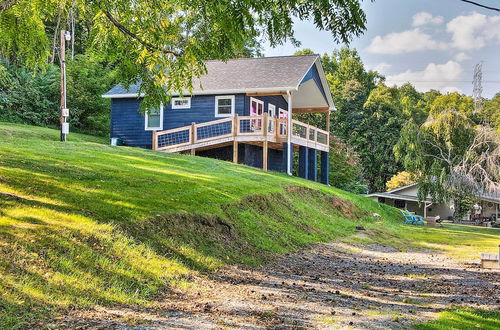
102,87,296,99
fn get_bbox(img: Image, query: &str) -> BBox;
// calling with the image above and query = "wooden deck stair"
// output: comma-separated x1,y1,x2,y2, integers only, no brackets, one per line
152,115,330,161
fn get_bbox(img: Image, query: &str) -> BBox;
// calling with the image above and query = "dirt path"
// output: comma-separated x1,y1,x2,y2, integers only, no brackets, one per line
52,242,500,329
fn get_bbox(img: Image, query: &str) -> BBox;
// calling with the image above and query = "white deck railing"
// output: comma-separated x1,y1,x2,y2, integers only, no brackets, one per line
152,114,329,152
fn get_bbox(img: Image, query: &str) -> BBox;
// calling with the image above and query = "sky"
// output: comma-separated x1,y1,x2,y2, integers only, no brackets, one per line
263,0,500,98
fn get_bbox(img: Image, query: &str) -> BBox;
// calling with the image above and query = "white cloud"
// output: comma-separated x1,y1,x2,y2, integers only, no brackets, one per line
366,28,448,54
454,52,470,62
367,12,500,55
447,12,500,50
386,61,463,93
412,12,444,27
372,62,392,73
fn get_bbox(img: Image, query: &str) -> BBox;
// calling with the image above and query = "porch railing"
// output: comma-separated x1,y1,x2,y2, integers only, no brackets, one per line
153,114,329,151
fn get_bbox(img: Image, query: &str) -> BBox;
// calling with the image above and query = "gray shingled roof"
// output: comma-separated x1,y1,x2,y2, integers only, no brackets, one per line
104,55,319,96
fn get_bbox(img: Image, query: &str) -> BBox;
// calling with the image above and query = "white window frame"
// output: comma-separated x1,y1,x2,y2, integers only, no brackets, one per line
279,108,287,118
250,97,265,116
214,95,235,117
171,97,191,109
268,104,276,117
144,104,164,131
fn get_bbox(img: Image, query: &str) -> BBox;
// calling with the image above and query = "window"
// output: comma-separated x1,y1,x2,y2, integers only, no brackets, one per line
250,97,264,116
145,105,164,131
172,97,191,109
215,95,235,117
268,104,276,132
394,199,406,209
268,104,276,117
278,108,288,135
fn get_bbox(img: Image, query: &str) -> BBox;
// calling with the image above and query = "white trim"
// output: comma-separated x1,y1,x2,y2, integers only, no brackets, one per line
268,103,276,116
250,97,264,115
214,95,235,117
171,97,191,109
286,91,292,176
365,192,429,203
314,59,336,111
296,55,319,90
144,104,164,131
102,87,296,99
102,93,145,99
386,183,418,194
294,56,336,111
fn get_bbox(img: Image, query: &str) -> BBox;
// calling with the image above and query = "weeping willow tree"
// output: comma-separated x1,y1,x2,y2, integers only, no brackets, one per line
395,108,500,217
0,0,368,110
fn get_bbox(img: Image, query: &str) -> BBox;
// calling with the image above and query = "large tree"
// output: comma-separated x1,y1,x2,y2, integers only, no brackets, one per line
395,108,500,206
357,84,405,192
0,0,368,109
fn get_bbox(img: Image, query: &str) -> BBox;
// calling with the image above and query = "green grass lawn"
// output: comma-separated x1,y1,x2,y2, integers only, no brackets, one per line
416,308,500,330
0,123,498,328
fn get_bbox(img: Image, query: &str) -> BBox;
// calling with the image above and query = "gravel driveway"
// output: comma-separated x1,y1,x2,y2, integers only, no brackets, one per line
51,241,500,329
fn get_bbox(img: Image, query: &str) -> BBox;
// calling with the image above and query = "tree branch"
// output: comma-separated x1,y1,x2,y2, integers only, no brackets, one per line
0,0,18,12
100,7,183,57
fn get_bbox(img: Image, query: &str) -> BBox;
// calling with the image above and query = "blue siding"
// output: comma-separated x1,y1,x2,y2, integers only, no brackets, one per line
300,65,328,103
244,95,288,115
243,144,285,172
111,98,152,148
111,94,245,148
110,93,288,173
164,94,245,130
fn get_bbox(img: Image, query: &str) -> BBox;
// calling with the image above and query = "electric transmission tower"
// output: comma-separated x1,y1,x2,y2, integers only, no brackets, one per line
472,61,483,114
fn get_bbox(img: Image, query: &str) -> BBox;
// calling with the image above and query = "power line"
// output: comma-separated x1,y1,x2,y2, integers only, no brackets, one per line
386,80,500,83
458,0,500,12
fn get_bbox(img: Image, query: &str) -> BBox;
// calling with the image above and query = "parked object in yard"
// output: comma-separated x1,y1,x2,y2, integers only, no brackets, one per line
480,246,500,269
401,210,424,225
426,216,440,227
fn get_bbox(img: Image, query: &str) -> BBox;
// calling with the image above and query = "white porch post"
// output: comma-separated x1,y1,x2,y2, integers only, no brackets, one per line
496,203,498,222
286,91,293,175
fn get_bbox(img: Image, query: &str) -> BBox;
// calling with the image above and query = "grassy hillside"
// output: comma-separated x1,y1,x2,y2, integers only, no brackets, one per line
0,123,401,327
1,123,498,328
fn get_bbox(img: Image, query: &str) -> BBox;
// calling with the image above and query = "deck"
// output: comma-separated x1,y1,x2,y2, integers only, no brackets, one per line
152,115,329,161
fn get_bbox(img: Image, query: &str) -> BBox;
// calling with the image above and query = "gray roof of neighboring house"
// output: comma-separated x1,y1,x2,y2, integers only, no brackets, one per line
366,183,500,204
364,192,431,203
103,54,323,97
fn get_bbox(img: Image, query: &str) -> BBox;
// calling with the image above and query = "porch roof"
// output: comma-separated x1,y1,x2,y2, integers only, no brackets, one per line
365,192,431,203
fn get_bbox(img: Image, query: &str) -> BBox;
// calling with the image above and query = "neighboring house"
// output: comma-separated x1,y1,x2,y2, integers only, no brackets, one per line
366,183,500,221
103,55,335,184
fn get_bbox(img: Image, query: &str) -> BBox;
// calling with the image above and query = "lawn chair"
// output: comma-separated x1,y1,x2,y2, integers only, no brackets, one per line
412,213,425,225
401,210,415,224
401,210,425,225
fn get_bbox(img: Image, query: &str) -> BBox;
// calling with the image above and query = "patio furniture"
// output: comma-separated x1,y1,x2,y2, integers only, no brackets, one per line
401,210,424,225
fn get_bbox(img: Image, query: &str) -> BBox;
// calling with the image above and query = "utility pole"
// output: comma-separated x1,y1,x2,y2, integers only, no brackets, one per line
60,30,71,142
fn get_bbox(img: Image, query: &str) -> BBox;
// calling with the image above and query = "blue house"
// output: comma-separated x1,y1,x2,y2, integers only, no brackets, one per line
103,55,335,184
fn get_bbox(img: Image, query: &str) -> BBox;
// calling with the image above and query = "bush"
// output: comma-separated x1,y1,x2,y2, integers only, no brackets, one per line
66,55,116,136
0,56,115,136
0,61,60,127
